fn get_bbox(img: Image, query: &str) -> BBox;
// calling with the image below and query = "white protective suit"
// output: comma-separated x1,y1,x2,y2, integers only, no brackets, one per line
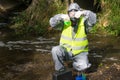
49,3,96,71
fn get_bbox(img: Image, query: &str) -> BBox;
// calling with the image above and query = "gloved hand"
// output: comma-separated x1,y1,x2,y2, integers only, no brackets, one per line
74,11,87,19
49,14,63,27
74,10,96,24
60,14,70,21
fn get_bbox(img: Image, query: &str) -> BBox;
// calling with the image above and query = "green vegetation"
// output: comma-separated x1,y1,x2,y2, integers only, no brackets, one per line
93,0,120,36
105,0,120,36
10,0,120,36
10,0,66,37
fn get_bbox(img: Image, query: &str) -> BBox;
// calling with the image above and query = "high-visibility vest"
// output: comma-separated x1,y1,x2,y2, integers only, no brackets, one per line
60,17,88,56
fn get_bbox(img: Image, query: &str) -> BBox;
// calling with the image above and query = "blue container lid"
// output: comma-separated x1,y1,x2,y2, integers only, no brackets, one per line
75,74,86,80
75,75,82,80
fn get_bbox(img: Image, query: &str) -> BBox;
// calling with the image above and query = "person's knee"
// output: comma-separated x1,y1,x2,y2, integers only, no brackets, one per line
73,60,89,71
51,46,61,55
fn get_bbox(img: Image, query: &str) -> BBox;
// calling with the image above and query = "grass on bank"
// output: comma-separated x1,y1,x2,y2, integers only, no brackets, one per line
91,0,120,36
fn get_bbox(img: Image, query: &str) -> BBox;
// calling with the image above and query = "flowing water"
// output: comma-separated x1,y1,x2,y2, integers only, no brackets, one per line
0,34,120,80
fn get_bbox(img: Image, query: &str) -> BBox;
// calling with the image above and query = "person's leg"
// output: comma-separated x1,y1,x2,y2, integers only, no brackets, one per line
72,52,91,71
51,45,67,71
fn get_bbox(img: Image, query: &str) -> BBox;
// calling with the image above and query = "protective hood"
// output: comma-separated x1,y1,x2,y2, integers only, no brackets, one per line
68,3,81,11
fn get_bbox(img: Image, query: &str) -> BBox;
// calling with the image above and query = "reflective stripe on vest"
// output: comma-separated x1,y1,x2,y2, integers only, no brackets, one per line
60,17,88,55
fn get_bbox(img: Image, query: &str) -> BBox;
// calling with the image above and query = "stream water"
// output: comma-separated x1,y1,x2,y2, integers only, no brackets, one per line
0,34,120,80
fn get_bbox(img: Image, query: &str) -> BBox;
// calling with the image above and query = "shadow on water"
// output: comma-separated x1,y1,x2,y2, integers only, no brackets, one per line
0,47,34,80
0,47,54,80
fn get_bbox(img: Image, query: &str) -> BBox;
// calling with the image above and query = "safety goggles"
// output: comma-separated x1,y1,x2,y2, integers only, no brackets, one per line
68,9,78,12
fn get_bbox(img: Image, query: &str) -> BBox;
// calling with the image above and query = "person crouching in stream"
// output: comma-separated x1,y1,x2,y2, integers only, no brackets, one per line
49,3,97,75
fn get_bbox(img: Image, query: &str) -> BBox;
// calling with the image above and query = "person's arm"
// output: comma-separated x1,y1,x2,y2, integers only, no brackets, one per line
75,10,97,32
49,14,69,30
83,10,96,33
82,10,96,25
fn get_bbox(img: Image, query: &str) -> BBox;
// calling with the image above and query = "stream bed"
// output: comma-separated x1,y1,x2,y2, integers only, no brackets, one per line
0,34,120,80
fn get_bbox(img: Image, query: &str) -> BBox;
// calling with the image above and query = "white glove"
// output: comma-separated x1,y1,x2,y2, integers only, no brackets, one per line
60,14,70,21
74,11,84,19
75,10,96,26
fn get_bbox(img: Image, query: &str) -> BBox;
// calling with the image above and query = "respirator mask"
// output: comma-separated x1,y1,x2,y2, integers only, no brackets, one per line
68,9,78,26
70,17,77,23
